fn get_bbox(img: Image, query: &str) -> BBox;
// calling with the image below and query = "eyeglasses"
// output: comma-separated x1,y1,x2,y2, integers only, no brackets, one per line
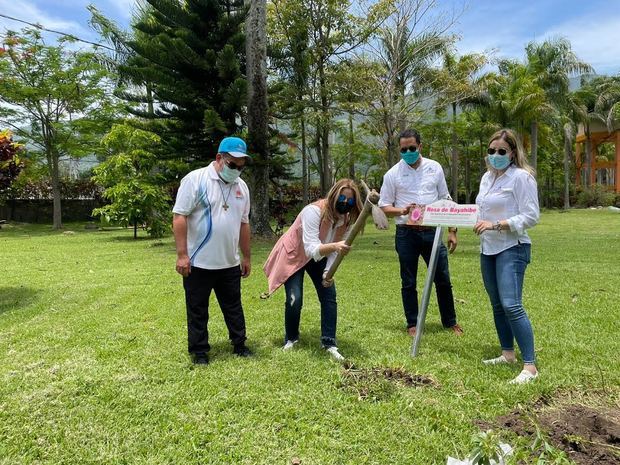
337,194,355,206
224,158,245,171
487,148,510,156
400,146,418,154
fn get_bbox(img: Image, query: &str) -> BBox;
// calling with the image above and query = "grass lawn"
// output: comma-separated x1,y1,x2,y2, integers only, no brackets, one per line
1,209,619,464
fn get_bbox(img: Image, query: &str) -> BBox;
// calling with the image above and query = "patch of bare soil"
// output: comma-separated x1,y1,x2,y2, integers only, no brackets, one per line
339,362,436,401
480,391,620,465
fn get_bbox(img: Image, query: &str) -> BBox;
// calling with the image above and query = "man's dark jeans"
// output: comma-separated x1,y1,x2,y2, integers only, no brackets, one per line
284,257,338,348
395,226,457,329
183,265,247,354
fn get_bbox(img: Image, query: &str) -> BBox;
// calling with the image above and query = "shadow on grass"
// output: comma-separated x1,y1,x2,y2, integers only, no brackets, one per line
105,235,155,242
0,286,40,316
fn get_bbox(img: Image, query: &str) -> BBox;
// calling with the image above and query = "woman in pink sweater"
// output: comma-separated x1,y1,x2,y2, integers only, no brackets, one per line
263,179,362,360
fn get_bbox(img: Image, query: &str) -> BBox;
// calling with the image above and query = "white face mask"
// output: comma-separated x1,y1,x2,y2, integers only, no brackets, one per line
219,164,241,183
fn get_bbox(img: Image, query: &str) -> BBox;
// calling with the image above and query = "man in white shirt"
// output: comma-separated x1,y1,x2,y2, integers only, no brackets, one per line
379,129,463,337
172,136,253,364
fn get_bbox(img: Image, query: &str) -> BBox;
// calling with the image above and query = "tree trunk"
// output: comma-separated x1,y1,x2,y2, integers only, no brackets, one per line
146,83,154,116
50,150,62,230
563,130,571,209
530,120,538,173
450,102,459,200
245,0,273,237
384,109,398,167
321,124,331,194
318,59,331,194
301,114,309,205
134,221,138,239
479,136,486,175
315,120,324,193
348,113,355,179
464,146,471,203
584,125,592,188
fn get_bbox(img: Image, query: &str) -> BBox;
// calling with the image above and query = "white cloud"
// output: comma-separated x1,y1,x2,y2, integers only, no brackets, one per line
104,0,137,21
452,2,541,63
542,14,620,75
452,3,620,76
0,0,88,36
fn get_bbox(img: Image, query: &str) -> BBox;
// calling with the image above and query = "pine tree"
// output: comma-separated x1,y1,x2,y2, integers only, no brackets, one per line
117,0,247,166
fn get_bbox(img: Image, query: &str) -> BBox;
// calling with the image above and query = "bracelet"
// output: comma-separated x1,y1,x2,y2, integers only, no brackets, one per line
494,220,502,231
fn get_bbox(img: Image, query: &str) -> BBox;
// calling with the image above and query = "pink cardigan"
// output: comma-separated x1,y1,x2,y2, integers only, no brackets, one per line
263,200,349,296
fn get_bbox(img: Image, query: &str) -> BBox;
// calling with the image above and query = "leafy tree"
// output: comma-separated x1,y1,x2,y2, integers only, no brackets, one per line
0,129,23,204
94,0,248,167
92,124,171,239
434,51,487,198
270,0,391,194
0,29,115,229
268,0,312,202
364,0,455,167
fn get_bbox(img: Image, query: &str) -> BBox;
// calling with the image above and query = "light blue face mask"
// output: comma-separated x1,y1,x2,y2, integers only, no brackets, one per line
219,164,241,183
487,154,511,170
401,150,420,165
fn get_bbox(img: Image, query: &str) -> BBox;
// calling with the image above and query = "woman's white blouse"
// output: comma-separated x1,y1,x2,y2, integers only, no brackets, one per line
300,205,343,270
475,165,540,255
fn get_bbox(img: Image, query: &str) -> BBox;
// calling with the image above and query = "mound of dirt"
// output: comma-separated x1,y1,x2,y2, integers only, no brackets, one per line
481,394,620,465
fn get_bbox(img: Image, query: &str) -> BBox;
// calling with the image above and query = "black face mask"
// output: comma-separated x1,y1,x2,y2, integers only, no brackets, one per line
336,202,353,214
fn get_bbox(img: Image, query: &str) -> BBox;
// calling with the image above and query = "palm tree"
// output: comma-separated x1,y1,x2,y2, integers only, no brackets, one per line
435,51,487,198
482,62,552,140
525,38,592,172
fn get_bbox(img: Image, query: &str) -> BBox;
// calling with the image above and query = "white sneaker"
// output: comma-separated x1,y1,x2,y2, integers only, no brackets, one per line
509,369,538,385
282,340,298,351
325,346,345,361
482,355,517,365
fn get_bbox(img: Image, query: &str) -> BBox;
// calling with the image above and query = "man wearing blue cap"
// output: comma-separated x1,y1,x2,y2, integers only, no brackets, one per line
172,136,253,364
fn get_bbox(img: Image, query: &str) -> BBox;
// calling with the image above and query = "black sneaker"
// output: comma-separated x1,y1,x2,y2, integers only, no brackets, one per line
233,344,253,357
191,353,209,365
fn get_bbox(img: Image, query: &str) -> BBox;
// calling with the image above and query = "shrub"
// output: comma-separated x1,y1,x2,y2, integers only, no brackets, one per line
575,185,616,207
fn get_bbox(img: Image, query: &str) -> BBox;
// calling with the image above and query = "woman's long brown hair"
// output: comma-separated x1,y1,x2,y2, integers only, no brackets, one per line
320,178,363,227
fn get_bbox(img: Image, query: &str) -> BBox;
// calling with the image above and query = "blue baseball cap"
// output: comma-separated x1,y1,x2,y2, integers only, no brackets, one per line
218,136,251,159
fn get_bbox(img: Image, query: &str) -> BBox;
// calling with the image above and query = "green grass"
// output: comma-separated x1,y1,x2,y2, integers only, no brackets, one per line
0,210,619,464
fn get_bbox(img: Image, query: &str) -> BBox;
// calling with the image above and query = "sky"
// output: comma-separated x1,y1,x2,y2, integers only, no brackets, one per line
1,0,619,75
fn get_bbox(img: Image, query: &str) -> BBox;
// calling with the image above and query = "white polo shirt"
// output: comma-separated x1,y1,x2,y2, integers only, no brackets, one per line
172,162,250,270
379,158,451,225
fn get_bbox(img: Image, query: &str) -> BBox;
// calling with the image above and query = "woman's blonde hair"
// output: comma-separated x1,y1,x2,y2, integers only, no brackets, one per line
488,129,535,176
320,178,363,227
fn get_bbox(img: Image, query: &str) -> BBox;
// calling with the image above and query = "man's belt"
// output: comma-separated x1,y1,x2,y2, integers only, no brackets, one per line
396,224,434,231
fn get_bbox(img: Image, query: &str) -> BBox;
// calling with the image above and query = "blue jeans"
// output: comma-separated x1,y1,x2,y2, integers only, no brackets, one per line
284,257,338,347
480,244,536,364
395,226,457,329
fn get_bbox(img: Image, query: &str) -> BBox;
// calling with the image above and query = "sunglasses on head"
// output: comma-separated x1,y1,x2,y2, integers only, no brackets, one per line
223,157,245,171
487,148,510,156
400,146,418,154
337,194,355,206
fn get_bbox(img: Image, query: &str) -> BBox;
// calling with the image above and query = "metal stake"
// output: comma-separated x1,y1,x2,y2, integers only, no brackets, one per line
411,226,443,357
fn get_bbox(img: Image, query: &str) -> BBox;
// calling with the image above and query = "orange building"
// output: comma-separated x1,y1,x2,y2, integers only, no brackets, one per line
575,120,620,193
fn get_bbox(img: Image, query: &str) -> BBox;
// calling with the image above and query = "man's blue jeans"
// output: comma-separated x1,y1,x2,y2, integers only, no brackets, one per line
395,226,457,329
480,243,536,364
284,257,338,348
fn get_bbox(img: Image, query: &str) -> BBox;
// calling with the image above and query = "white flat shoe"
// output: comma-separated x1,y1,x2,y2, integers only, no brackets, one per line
509,369,538,385
325,346,345,361
282,340,298,351
482,355,517,365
